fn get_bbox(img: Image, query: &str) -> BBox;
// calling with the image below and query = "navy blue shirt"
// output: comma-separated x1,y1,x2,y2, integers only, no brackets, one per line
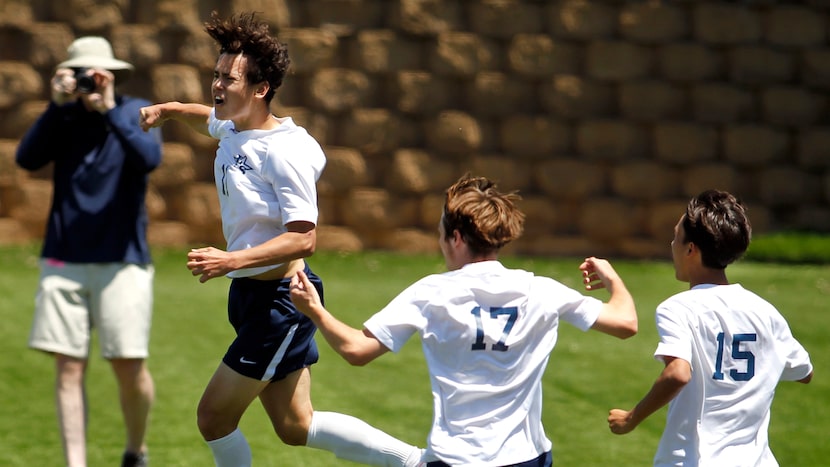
16,96,163,264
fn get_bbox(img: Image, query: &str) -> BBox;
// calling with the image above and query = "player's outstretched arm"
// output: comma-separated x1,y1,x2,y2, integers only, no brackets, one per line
580,257,638,339
608,356,690,434
139,101,211,136
290,270,389,366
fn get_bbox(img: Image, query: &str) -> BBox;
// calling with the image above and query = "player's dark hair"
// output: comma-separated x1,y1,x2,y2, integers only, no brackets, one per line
204,10,289,103
682,189,752,269
442,174,525,256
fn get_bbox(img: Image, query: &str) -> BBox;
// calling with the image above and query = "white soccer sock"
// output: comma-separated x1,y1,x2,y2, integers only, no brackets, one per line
206,428,252,467
306,411,423,467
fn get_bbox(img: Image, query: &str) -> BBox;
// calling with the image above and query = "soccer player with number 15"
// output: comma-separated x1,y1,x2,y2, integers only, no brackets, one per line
607,190,813,467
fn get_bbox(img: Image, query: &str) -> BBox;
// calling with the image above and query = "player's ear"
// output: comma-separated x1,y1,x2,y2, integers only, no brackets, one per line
254,81,270,98
452,229,464,246
687,242,697,256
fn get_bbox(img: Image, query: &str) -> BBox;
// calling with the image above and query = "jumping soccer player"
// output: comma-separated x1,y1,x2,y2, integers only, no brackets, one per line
139,11,421,467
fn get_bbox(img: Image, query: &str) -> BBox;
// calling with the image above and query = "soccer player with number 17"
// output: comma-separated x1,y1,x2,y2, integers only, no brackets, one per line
607,190,813,467
291,174,639,467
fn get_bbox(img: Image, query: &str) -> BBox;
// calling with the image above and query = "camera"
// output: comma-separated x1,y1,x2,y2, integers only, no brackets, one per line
72,68,96,94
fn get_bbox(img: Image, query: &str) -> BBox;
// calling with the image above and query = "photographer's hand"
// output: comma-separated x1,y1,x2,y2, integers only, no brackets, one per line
80,69,116,113
51,68,77,106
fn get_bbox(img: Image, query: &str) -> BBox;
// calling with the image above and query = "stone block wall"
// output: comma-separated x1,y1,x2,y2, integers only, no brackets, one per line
0,0,828,259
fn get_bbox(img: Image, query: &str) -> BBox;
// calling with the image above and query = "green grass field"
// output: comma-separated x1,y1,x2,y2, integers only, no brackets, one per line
1,245,827,466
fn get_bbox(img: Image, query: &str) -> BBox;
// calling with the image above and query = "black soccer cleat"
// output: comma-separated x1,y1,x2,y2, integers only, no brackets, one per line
121,451,148,467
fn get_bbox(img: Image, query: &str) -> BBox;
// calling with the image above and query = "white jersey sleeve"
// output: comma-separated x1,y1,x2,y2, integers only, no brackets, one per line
654,302,694,363
549,276,602,331
261,139,322,225
208,107,233,138
364,280,426,353
774,313,813,381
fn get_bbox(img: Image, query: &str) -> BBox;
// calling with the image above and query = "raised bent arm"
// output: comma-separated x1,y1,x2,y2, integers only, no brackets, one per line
580,257,638,339
139,101,211,136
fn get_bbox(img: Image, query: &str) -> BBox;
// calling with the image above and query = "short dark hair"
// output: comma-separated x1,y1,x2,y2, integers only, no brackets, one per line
682,189,752,269
204,11,290,103
442,174,525,256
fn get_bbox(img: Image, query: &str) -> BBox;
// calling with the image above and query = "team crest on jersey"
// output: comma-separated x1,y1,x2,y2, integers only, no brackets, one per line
233,154,254,174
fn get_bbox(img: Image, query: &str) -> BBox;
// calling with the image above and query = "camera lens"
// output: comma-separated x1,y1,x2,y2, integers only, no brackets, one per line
73,68,96,94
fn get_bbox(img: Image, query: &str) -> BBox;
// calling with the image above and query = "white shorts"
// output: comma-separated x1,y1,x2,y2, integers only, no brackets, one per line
28,260,154,359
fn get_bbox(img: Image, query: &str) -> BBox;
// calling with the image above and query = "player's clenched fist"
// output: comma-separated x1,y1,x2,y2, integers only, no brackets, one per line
607,408,636,435
138,105,165,132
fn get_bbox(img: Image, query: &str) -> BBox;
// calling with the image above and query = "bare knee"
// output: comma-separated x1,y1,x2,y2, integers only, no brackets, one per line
197,399,245,441
271,418,308,446
110,359,154,396
267,403,312,446
196,403,223,440
258,369,314,446
261,394,312,446
55,354,86,387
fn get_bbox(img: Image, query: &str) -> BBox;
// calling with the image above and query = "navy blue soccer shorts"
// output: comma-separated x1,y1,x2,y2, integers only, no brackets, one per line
427,451,551,467
222,265,323,382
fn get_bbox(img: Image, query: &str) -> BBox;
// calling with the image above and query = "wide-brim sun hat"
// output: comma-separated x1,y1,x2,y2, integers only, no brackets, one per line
57,36,134,83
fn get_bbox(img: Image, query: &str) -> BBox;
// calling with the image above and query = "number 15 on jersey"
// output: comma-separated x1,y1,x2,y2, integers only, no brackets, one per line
713,332,756,381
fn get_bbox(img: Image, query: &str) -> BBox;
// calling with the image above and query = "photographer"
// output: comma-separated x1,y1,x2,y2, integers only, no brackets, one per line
16,36,162,467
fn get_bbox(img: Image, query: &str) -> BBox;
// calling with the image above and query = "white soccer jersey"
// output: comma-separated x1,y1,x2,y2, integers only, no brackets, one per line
363,260,603,466
652,283,813,467
208,109,325,278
